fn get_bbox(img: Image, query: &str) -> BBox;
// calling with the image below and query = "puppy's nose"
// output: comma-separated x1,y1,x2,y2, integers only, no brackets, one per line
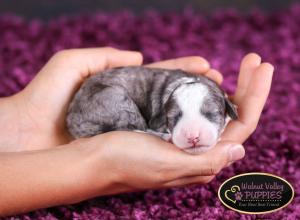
187,136,200,145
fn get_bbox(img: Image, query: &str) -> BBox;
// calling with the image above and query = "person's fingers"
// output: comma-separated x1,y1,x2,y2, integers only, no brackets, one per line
146,56,210,74
221,63,274,142
169,141,245,178
146,57,224,85
234,53,261,103
163,175,215,188
205,69,223,85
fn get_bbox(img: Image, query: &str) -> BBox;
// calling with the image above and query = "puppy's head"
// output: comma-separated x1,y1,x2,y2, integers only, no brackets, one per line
164,77,237,154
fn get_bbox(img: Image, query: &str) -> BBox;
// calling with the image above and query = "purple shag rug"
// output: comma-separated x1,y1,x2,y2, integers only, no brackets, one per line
1,5,300,220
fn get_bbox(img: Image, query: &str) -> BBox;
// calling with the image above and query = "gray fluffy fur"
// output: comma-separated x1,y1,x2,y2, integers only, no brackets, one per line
66,66,236,138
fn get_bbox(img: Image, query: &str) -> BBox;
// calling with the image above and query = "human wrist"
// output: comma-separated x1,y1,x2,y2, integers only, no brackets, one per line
73,133,138,197
64,136,122,201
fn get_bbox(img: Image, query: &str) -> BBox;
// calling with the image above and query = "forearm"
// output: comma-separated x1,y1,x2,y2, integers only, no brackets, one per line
0,96,21,151
0,141,110,217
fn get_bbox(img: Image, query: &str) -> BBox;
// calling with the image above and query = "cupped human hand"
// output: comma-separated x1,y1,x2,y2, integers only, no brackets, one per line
83,53,273,191
6,47,216,151
73,131,244,195
220,53,274,143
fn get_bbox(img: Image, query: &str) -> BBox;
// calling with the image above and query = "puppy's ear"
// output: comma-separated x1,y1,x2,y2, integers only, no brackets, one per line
225,97,238,120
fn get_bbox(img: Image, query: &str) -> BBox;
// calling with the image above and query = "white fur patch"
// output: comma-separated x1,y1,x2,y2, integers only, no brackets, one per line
171,83,219,152
175,83,207,114
162,77,198,104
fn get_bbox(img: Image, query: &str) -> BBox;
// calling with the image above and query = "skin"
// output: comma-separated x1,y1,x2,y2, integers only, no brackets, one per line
0,47,273,216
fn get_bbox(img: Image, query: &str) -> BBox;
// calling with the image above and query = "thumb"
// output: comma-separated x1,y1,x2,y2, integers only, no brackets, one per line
28,47,143,95
47,47,143,79
177,141,245,177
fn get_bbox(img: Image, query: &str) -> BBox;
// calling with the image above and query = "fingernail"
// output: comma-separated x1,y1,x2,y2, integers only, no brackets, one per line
228,144,245,162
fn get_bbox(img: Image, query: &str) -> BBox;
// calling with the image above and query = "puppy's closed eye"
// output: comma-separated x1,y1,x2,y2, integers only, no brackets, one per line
203,111,221,122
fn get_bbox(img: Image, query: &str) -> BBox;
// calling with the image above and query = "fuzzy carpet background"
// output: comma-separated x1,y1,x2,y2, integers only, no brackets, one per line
1,4,300,220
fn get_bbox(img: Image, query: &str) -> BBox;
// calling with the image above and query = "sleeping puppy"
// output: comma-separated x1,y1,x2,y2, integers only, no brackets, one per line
66,66,238,154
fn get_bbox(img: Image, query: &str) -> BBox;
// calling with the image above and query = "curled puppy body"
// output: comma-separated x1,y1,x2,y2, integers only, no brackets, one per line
66,66,237,154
